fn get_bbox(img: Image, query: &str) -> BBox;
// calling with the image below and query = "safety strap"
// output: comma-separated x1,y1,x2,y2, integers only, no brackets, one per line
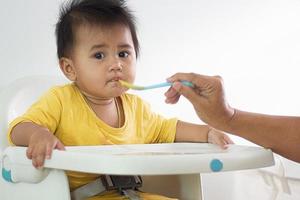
71,176,142,200
71,178,105,200
123,189,141,200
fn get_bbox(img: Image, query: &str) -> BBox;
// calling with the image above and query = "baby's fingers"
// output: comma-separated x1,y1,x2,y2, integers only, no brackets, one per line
54,140,65,151
220,135,234,149
45,143,53,159
224,135,234,144
212,137,227,149
32,154,46,169
219,141,228,149
26,146,33,159
31,146,47,168
46,140,65,160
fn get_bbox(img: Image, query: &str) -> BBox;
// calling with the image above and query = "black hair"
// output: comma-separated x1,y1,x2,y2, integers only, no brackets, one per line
55,0,139,59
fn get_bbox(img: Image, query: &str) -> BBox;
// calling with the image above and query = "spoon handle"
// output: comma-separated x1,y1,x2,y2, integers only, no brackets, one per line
144,81,193,90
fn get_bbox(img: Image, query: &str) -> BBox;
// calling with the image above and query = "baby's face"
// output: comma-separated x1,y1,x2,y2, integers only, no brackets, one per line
70,23,136,99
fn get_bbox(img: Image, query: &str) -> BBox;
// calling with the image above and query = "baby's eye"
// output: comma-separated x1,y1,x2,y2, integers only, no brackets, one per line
94,52,104,60
119,51,129,58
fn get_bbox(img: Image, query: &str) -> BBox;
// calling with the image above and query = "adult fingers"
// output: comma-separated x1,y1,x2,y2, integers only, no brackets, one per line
171,81,201,105
164,87,178,98
167,72,212,89
165,94,180,104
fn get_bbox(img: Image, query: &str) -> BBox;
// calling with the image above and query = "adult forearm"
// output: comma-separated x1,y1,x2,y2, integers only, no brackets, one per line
225,109,300,162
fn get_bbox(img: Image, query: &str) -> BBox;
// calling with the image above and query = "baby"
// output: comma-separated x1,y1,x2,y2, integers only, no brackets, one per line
8,0,233,199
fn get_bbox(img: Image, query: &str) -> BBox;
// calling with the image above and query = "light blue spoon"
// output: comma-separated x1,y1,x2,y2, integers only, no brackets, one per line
119,80,193,90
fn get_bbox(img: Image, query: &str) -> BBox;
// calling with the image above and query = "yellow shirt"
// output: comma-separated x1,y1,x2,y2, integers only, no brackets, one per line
7,83,177,199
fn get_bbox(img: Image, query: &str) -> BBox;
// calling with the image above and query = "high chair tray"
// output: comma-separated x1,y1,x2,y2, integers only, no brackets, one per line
3,143,274,175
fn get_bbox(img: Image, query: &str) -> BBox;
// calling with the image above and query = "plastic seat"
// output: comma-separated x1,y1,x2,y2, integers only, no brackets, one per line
0,76,275,200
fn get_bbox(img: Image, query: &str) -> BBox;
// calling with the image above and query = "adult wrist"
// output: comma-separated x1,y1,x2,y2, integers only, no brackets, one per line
211,106,236,132
221,107,237,133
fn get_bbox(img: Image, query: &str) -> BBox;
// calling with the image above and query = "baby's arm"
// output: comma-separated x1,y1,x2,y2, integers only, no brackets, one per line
11,122,65,168
175,121,233,148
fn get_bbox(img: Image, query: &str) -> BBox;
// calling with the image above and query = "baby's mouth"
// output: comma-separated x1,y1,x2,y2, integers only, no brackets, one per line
107,77,122,86
108,76,119,81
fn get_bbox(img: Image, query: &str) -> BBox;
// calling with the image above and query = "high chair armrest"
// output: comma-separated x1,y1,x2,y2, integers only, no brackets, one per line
0,151,70,200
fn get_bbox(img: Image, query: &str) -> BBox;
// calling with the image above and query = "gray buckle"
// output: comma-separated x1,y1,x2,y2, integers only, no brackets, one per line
101,175,142,194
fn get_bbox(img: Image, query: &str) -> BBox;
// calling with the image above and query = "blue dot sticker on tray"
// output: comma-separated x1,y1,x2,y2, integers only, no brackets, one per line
210,159,223,172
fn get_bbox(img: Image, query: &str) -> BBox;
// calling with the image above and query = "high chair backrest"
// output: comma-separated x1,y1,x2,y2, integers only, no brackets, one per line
0,76,66,150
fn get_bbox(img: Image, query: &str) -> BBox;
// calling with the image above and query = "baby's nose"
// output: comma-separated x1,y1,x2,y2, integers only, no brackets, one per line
109,62,123,72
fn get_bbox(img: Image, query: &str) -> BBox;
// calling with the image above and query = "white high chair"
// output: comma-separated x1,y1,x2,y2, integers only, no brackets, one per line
0,76,275,200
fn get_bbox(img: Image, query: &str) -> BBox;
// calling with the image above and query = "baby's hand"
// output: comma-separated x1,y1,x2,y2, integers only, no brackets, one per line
207,127,234,149
26,128,65,168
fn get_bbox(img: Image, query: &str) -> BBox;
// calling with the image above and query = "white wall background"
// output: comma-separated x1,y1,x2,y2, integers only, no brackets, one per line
1,0,300,199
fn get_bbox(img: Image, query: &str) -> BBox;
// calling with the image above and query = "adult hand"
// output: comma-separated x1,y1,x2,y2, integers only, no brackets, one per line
165,72,235,130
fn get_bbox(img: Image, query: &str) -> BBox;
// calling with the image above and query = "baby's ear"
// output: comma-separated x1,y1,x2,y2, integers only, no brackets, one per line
59,57,76,81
